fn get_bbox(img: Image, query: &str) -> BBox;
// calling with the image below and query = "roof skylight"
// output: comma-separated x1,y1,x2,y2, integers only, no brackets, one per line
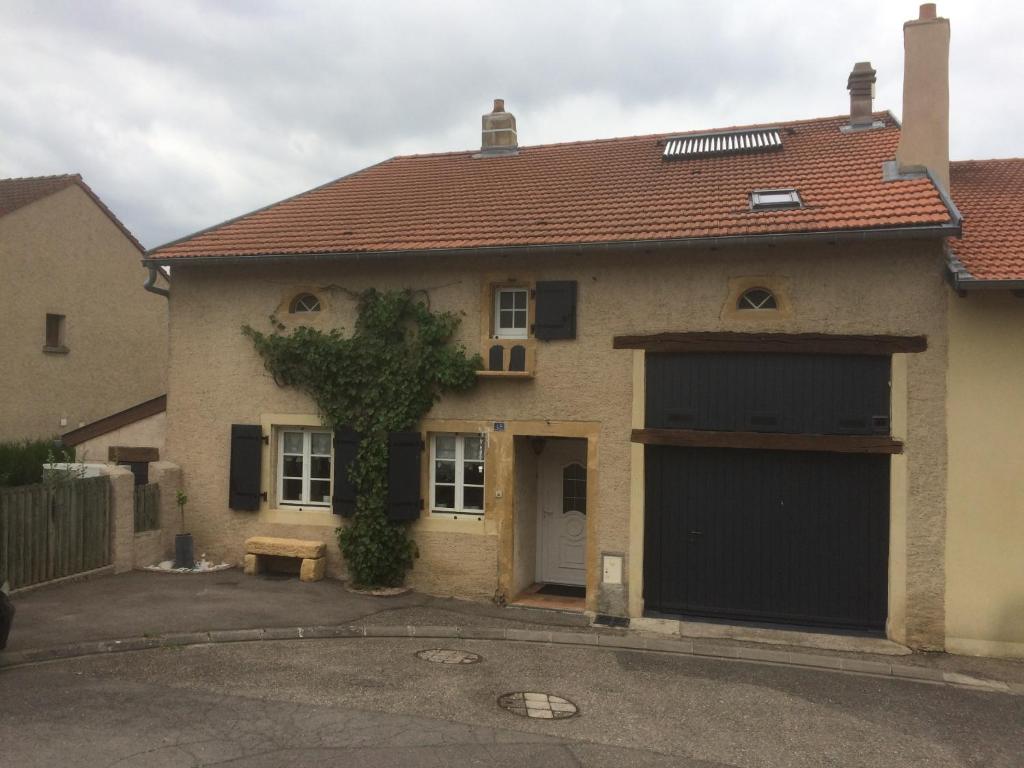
750,189,802,210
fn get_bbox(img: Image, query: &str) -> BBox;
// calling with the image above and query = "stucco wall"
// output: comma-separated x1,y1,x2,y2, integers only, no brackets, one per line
0,185,167,440
73,411,166,464
945,291,1024,658
164,240,949,646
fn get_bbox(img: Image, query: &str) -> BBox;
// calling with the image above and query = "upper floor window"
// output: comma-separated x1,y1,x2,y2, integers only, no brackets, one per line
278,428,332,507
430,433,485,516
290,293,321,314
44,313,67,352
494,287,528,339
737,288,777,310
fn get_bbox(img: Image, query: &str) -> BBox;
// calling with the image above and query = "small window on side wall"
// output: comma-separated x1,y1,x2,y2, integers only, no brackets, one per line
44,313,66,351
494,287,528,339
737,288,777,310
290,293,321,314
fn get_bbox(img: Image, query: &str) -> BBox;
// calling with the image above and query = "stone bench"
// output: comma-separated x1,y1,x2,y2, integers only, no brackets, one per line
243,536,326,582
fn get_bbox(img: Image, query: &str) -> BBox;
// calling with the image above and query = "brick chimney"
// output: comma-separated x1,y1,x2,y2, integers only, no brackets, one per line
895,3,950,191
480,99,518,156
847,62,877,128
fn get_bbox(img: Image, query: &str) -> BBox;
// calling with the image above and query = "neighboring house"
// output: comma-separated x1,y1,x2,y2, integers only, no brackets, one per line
145,5,1022,656
944,158,1024,658
0,174,168,443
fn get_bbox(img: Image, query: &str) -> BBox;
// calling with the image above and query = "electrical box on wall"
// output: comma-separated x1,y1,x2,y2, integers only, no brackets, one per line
602,554,623,585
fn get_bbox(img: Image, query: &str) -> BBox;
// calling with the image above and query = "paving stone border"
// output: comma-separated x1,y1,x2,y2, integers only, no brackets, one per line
0,624,1018,695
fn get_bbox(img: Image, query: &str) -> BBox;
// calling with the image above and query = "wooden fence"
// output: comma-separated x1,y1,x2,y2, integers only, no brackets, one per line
0,475,111,589
134,483,160,532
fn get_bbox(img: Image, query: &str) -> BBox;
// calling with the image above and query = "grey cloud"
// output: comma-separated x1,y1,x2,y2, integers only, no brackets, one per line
0,0,1019,248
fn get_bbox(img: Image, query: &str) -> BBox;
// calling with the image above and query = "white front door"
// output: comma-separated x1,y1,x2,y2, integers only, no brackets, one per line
537,439,588,586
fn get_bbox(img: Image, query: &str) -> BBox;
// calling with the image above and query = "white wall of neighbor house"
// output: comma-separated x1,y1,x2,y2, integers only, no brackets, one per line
163,239,950,647
945,291,1024,658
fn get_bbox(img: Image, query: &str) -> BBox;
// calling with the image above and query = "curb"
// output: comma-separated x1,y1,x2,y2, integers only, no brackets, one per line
0,624,1018,695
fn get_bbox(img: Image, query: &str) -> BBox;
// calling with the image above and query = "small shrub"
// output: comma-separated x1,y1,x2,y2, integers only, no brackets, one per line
0,439,75,487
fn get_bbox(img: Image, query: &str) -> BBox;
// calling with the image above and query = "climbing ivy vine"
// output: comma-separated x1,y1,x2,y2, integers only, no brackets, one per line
243,289,481,587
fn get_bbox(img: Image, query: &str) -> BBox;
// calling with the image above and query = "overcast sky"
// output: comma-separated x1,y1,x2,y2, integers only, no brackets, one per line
1,1,1020,249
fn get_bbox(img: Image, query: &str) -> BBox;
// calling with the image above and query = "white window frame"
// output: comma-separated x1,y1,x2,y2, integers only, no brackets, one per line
493,287,529,339
737,287,778,310
277,428,333,508
429,432,486,517
290,293,321,313
750,188,802,210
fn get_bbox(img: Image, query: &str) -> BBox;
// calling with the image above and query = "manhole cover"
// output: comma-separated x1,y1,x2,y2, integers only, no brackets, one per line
415,648,482,665
498,692,578,719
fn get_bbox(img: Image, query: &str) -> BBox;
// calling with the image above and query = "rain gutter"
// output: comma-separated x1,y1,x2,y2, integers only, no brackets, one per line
144,265,170,297
143,221,962,268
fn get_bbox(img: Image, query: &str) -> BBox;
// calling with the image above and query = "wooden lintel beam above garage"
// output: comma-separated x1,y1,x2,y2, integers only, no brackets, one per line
631,428,904,455
612,332,927,355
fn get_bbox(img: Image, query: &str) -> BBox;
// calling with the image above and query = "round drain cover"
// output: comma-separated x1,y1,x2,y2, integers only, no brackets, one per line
415,648,482,665
498,692,578,719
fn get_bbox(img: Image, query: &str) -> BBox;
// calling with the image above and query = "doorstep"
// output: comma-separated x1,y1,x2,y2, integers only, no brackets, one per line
509,583,586,613
629,616,911,656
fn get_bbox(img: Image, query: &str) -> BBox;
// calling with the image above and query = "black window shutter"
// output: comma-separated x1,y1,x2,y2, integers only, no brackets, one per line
508,344,526,371
229,424,262,511
533,280,577,340
386,431,423,521
332,427,360,517
488,344,504,371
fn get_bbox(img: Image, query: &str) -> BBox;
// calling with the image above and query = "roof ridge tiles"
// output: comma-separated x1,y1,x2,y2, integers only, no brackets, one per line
391,111,892,161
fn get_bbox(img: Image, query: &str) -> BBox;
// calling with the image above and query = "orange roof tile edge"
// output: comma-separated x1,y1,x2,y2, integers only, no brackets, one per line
948,158,1024,285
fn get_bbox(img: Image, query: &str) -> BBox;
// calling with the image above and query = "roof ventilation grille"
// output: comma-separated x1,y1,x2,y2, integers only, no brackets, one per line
663,128,783,159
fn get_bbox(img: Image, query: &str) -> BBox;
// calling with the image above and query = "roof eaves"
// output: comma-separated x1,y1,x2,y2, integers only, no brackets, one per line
143,220,962,267
945,252,1024,292
69,176,147,254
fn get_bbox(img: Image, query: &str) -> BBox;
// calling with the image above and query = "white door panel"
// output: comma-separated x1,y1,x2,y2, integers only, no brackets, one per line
537,440,587,586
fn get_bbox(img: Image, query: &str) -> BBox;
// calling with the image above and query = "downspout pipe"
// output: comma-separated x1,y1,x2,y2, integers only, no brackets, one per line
144,265,169,298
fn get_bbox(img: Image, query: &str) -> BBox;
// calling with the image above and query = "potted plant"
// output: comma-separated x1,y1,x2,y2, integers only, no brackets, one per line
0,581,14,651
173,490,195,569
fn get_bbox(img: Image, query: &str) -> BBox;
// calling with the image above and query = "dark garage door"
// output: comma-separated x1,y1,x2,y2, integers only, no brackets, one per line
644,447,890,630
643,353,891,632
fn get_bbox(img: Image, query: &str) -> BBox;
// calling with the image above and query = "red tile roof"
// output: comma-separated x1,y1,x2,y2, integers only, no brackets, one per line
149,112,955,262
0,174,79,217
949,159,1024,283
0,174,145,253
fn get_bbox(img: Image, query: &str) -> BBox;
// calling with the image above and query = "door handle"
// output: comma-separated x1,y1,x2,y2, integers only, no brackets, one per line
688,530,704,536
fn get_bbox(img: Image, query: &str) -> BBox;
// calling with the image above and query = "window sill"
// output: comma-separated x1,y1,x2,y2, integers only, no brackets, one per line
415,514,496,536
476,369,534,380
42,345,69,355
260,506,338,527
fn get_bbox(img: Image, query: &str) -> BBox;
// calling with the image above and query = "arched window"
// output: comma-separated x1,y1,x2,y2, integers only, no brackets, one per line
562,463,586,514
737,288,777,310
290,293,321,314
